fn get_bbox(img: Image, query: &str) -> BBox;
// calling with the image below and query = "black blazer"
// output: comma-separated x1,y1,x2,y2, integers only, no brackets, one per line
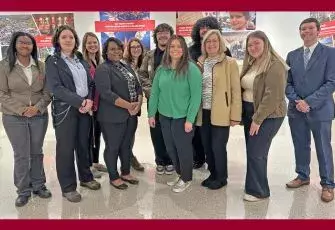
45,52,94,126
94,61,143,123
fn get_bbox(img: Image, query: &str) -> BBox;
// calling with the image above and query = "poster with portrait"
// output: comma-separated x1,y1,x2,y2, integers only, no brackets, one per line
0,13,74,61
97,12,152,50
310,12,335,47
176,11,256,61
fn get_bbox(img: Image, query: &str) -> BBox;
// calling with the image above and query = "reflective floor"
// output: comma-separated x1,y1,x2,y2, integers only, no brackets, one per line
0,104,335,219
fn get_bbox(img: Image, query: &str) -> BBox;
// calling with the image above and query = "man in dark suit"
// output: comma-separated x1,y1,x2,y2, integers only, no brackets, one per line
285,17,335,202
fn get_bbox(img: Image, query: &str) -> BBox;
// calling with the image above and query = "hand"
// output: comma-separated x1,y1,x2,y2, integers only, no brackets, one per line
128,102,140,115
79,106,87,114
23,106,39,117
230,121,240,127
84,99,93,111
249,121,260,136
148,117,156,128
295,100,310,113
184,121,193,133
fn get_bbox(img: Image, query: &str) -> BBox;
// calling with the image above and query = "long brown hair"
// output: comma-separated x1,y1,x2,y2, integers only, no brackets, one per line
124,37,144,69
241,30,289,77
161,35,189,77
82,32,102,65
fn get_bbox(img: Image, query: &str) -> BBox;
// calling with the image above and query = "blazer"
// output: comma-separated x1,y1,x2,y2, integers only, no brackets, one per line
242,59,287,125
138,49,155,99
286,43,335,121
94,61,143,124
0,58,51,116
45,52,94,126
196,54,242,127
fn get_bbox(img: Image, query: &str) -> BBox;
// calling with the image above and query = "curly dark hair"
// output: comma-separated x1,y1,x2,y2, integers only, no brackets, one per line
191,16,221,46
102,37,124,61
52,25,80,54
153,23,174,46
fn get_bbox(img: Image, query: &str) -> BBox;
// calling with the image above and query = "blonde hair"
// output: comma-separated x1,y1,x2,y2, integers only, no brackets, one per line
241,30,289,77
201,29,227,59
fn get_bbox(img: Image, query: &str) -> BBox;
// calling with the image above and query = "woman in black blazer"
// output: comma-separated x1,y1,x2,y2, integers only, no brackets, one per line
95,37,143,190
45,25,101,203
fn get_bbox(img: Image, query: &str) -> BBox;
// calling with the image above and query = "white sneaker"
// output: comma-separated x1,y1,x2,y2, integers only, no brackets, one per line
167,176,180,186
243,193,264,202
172,179,191,193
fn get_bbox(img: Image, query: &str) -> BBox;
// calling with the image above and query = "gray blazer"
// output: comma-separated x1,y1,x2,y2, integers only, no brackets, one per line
0,58,51,116
94,61,142,123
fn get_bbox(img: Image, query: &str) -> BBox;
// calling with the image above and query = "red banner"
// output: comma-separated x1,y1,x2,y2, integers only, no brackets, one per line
176,25,193,37
34,35,53,48
95,20,155,32
320,20,335,37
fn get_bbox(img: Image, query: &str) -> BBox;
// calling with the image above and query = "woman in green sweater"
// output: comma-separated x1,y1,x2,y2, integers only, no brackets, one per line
148,35,202,193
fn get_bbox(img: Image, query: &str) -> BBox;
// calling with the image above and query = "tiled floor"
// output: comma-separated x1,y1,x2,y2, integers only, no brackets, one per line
0,104,335,219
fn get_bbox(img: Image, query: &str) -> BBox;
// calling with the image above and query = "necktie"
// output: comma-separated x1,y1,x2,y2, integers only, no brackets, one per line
304,48,310,69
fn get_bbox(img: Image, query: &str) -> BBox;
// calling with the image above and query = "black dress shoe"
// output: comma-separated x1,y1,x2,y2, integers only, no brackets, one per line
201,175,215,187
207,180,227,190
121,177,139,185
110,181,128,190
33,187,52,198
193,162,204,169
15,195,30,207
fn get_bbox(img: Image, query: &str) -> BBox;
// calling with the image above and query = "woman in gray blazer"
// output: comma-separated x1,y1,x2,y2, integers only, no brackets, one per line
0,32,51,207
95,37,143,190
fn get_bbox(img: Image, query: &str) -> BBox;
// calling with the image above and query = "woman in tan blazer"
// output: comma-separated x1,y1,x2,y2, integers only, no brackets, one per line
196,30,242,190
0,32,51,207
240,31,289,202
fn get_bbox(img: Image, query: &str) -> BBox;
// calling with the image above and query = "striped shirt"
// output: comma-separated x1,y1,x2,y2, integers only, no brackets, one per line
202,57,219,109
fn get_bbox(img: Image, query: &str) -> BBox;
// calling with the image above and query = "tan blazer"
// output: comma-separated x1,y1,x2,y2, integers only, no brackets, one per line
196,54,242,126
0,59,51,116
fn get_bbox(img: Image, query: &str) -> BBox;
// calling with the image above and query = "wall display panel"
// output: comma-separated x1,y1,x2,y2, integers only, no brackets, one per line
176,11,256,60
98,12,152,50
311,12,335,47
0,13,75,61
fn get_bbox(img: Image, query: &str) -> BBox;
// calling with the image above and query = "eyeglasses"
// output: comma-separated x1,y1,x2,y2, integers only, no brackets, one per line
17,40,33,46
157,31,170,36
130,46,141,50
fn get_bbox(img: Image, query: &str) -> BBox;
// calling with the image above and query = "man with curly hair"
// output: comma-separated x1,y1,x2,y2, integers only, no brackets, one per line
139,23,175,175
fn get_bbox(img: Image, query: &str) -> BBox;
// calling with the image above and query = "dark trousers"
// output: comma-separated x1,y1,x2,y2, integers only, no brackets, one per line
3,114,48,196
159,114,194,182
193,126,205,164
100,116,138,181
242,101,284,198
148,100,171,166
54,108,93,193
88,111,102,165
200,109,230,184
289,116,334,188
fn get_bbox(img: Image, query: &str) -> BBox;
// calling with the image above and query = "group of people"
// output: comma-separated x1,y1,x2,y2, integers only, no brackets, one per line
0,16,334,209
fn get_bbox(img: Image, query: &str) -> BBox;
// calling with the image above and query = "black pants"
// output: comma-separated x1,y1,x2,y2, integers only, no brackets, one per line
159,114,194,182
242,101,284,198
147,100,171,166
200,109,230,184
100,116,138,181
193,126,205,165
88,111,102,165
54,108,93,193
